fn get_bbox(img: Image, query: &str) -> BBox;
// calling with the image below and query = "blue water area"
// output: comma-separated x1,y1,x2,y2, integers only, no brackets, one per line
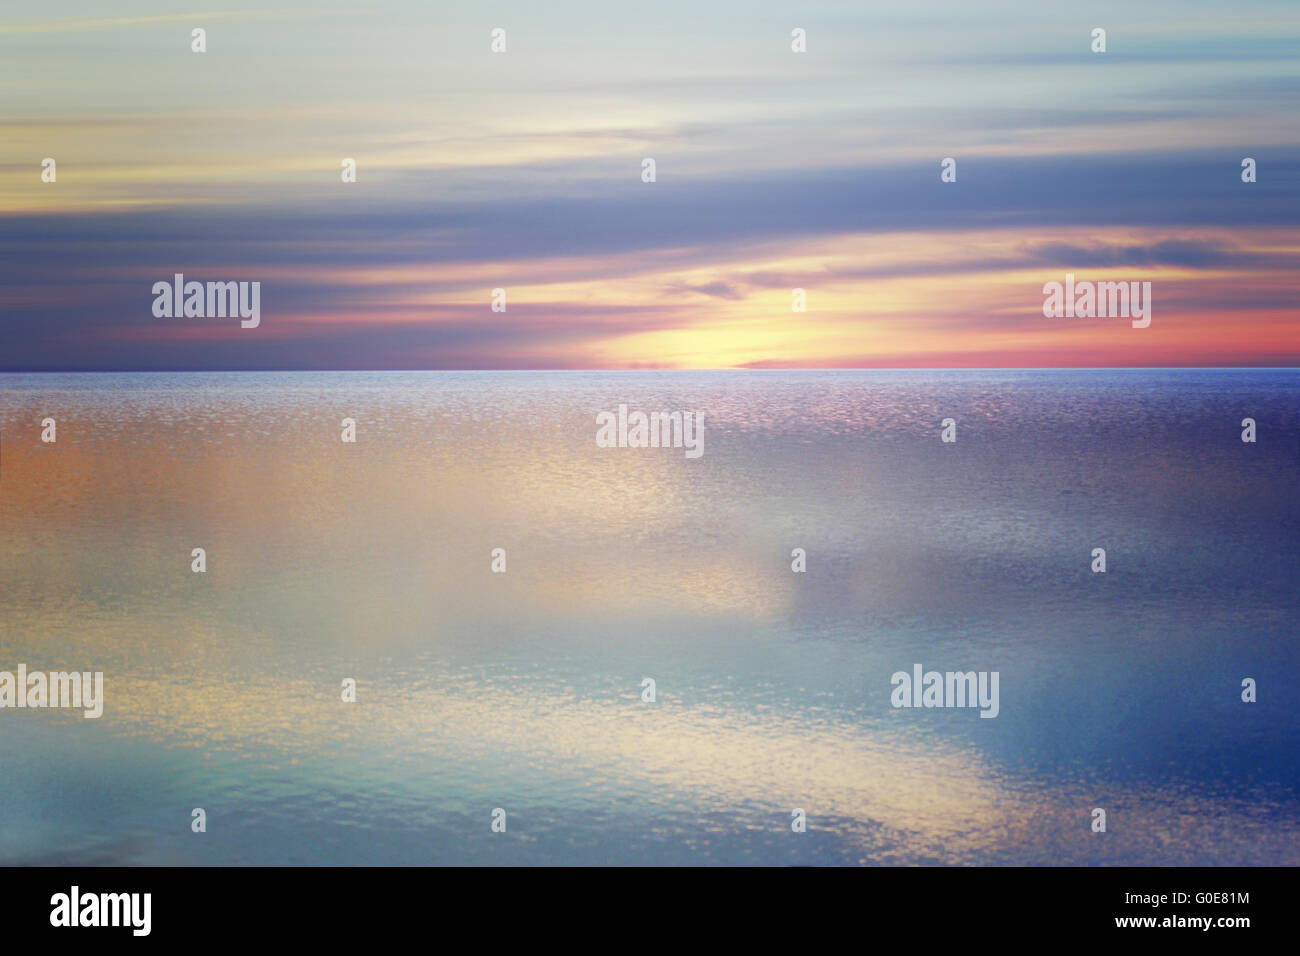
1,369,1297,865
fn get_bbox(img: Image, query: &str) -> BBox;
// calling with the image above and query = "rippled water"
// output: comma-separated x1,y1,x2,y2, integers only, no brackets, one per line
1,370,1297,865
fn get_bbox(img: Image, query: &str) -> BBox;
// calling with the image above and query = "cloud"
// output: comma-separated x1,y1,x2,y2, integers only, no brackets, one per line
664,280,747,301
1022,238,1242,269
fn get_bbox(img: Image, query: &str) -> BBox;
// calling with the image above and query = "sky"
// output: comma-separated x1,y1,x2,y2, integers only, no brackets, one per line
2,0,1298,370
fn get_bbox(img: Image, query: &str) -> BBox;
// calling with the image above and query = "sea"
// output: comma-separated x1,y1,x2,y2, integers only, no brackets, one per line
1,369,1297,865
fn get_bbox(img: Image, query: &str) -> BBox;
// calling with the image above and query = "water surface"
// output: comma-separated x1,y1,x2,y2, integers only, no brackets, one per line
1,370,1297,865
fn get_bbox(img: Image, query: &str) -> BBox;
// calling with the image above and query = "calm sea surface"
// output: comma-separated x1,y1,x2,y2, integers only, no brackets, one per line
1,370,1297,865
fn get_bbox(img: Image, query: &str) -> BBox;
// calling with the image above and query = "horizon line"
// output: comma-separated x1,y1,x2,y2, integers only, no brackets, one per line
3,367,1300,374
